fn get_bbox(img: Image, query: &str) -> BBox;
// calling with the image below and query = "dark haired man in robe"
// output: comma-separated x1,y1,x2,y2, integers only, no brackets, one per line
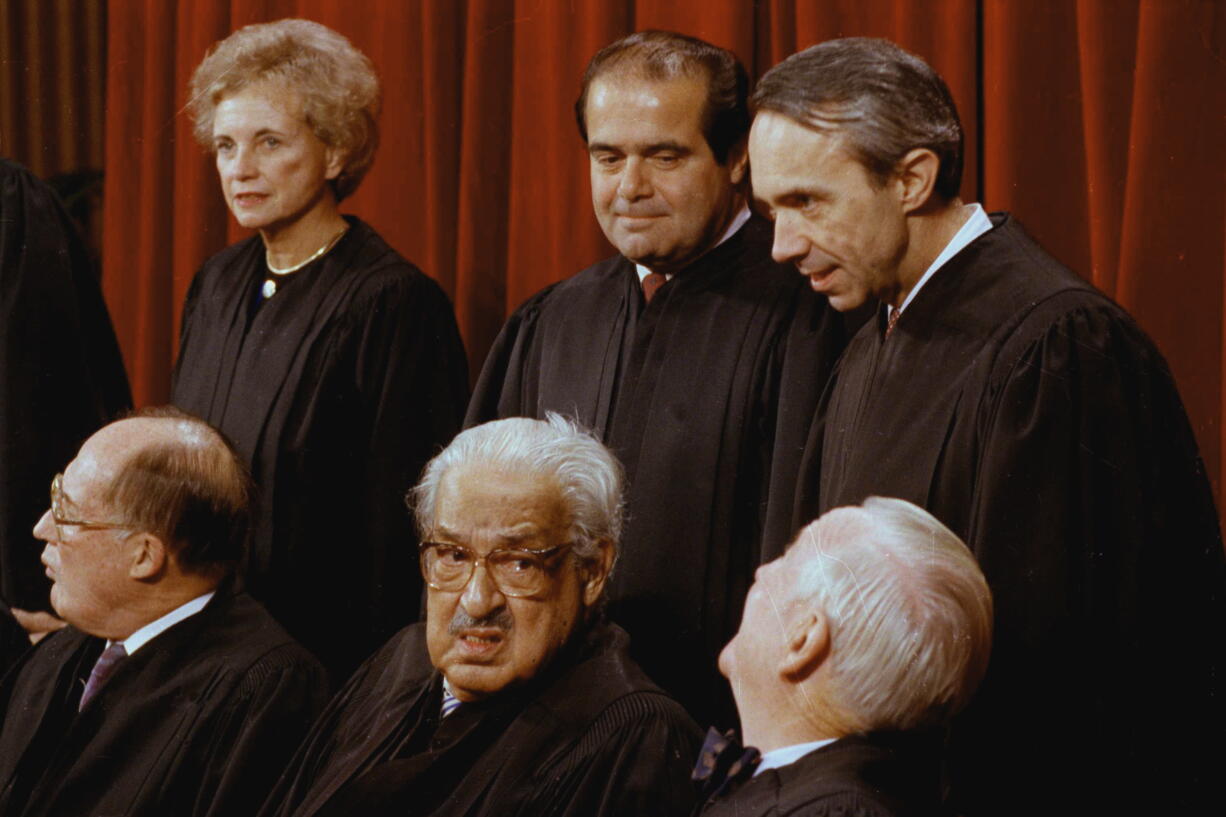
0,159,131,665
467,30,850,727
0,410,327,817
750,36,1226,816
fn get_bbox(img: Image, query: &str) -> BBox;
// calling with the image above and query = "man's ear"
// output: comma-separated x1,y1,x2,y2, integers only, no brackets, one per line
894,147,941,214
129,533,168,581
581,539,617,607
779,609,830,682
727,138,749,186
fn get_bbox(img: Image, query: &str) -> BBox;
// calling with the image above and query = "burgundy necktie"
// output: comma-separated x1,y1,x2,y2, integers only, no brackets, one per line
80,642,127,711
885,307,902,338
642,272,668,303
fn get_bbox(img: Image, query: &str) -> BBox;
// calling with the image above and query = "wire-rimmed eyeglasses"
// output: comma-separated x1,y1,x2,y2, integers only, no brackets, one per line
49,472,130,541
419,541,573,598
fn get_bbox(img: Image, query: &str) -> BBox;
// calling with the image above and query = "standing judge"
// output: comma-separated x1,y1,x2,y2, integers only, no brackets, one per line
1,158,130,650
0,409,327,817
467,31,848,726
264,416,701,817
749,38,1226,815
702,498,992,817
172,19,469,679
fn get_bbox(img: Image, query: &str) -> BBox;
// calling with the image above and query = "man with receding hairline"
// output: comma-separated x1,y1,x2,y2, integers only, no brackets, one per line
750,36,1226,816
467,30,849,727
0,408,327,817
699,498,992,817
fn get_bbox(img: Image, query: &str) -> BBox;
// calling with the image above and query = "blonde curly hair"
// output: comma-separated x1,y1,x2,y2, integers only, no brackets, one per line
188,18,380,201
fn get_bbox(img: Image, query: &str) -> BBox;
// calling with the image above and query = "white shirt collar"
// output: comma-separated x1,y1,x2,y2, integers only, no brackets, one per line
890,203,992,317
110,592,214,655
635,204,752,283
753,737,839,776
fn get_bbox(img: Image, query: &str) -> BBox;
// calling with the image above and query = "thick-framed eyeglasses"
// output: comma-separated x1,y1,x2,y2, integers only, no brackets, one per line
49,473,130,541
419,541,573,598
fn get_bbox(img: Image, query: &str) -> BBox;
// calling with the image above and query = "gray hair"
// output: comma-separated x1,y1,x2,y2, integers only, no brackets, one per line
409,414,624,566
798,497,992,732
752,37,964,200
188,18,380,201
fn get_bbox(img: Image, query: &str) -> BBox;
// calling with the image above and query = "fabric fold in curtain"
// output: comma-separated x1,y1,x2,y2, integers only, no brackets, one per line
100,0,1226,509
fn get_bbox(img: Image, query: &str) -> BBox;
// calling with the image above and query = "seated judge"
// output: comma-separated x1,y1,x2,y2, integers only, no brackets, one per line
699,497,992,817
173,18,469,680
0,408,328,817
264,415,702,817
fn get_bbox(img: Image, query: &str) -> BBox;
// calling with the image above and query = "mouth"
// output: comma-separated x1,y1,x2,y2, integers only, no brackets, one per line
232,193,268,208
802,267,838,293
455,629,506,658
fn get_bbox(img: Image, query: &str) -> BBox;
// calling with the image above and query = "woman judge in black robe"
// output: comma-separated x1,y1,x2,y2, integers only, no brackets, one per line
172,19,468,681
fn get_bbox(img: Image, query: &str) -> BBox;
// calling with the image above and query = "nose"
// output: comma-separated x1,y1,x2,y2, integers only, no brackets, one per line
32,509,56,543
223,144,258,181
459,561,506,619
770,212,809,265
616,157,652,202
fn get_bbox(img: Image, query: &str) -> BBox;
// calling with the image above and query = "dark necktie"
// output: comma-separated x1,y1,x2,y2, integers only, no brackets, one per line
79,642,126,711
642,272,668,303
692,727,761,799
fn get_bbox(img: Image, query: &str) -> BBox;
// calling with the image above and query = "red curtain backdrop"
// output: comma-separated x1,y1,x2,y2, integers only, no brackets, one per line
99,0,1226,508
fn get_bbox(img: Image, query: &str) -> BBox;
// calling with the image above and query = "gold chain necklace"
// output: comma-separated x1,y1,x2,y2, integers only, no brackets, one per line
261,225,349,300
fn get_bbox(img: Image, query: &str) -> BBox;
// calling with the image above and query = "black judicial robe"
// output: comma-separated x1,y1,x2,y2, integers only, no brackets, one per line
172,217,468,678
0,588,328,817
263,621,702,817
699,734,942,817
467,215,847,725
0,159,130,613
801,214,1226,815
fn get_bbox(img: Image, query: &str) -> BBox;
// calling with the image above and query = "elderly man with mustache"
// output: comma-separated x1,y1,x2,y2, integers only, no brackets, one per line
263,415,701,817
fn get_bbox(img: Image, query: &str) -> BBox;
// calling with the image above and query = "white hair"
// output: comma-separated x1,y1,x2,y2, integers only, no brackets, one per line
799,497,993,732
408,414,624,565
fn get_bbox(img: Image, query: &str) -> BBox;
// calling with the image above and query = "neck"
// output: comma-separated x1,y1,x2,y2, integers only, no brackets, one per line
889,196,968,309
736,680,847,754
261,194,347,270
96,575,220,642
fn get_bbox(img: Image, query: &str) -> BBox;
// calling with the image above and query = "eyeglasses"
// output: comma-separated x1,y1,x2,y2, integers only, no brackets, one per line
419,541,573,598
49,473,130,541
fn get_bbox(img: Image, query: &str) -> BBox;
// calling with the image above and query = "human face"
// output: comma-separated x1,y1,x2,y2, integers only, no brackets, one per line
32,424,143,637
425,463,602,702
586,74,746,274
212,83,342,237
719,509,864,689
750,111,909,311
719,527,809,693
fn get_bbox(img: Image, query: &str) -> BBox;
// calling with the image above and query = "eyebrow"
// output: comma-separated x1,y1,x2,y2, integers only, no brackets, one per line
587,141,692,155
431,524,545,547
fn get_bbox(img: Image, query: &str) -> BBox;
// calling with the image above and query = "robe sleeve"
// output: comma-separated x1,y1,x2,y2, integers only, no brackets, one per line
522,693,702,817
464,284,559,427
760,291,849,560
189,645,330,817
0,162,130,611
346,273,468,641
960,300,1226,811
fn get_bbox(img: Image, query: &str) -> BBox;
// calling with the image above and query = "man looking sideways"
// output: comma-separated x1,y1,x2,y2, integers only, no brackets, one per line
265,415,701,817
749,36,1226,816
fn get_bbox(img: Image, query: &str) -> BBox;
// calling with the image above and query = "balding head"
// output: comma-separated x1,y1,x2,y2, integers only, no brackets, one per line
720,498,992,751
33,408,252,638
